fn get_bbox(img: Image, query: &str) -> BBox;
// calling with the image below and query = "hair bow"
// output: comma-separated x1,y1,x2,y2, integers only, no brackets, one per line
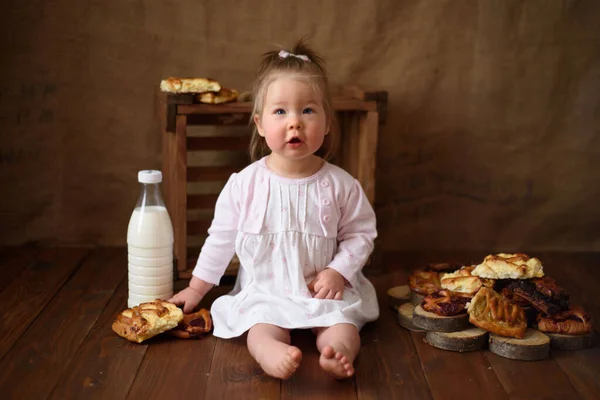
278,50,311,62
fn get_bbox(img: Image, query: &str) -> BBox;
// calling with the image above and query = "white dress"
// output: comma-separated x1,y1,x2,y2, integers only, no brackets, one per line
199,159,380,338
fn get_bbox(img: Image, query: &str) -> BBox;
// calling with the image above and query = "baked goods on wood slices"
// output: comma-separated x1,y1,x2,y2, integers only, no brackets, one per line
160,77,221,94
467,286,527,339
412,304,470,332
421,289,471,316
112,300,184,343
506,276,570,315
440,265,495,295
386,285,411,310
408,270,441,305
471,253,544,280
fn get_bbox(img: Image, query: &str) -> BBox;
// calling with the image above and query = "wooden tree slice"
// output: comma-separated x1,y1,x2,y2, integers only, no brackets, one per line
387,285,411,310
411,291,425,306
546,332,595,351
426,327,488,352
489,329,550,360
412,305,470,332
396,303,426,332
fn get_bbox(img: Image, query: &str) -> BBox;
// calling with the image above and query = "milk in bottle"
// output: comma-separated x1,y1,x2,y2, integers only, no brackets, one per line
127,170,174,307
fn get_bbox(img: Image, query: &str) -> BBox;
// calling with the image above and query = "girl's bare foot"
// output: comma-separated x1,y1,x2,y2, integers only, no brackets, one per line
319,345,354,378
256,343,302,380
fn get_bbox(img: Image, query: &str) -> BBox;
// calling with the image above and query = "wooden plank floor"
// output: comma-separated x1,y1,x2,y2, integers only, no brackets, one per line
0,247,598,399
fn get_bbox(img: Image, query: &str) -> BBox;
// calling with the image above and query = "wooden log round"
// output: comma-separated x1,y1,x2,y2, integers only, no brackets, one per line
387,285,411,310
426,327,488,352
412,305,470,332
396,302,426,332
410,291,425,306
546,332,595,351
488,329,550,361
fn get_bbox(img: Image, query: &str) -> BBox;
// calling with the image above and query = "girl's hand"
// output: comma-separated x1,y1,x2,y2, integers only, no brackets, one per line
168,287,204,314
308,268,345,300
168,277,214,313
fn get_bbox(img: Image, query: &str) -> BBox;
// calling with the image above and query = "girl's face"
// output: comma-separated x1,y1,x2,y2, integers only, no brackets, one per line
254,76,329,163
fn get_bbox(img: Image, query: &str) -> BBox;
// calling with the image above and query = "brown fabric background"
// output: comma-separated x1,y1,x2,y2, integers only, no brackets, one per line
1,0,599,252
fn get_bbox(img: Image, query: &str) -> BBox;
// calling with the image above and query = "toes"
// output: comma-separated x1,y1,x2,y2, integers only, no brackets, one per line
322,345,335,359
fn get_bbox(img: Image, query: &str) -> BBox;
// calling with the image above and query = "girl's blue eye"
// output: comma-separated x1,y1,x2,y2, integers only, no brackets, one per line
303,108,314,114
275,109,285,115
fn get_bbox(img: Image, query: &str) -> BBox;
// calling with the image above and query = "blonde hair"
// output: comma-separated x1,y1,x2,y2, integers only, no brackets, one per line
249,40,338,162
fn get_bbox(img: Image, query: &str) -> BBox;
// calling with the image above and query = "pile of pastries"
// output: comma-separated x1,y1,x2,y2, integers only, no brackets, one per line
408,253,593,339
160,77,239,104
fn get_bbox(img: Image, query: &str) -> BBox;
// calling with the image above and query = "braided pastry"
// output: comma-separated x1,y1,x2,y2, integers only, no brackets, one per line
421,289,471,316
169,309,213,339
408,270,441,295
467,287,527,338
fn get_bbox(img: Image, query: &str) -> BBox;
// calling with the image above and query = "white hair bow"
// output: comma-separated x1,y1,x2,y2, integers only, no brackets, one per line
278,50,311,62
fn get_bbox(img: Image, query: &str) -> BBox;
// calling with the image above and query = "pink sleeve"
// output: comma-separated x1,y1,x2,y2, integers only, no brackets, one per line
327,179,377,286
192,173,240,285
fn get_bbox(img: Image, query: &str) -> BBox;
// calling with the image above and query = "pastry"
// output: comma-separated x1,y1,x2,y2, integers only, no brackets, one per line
537,305,593,335
408,270,441,295
471,253,544,280
467,287,527,339
168,308,213,339
112,300,184,343
440,265,494,295
507,277,570,315
160,77,221,94
196,88,239,104
421,289,471,316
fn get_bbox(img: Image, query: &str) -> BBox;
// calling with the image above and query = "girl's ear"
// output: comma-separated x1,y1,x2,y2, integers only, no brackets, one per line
325,121,331,136
254,114,265,137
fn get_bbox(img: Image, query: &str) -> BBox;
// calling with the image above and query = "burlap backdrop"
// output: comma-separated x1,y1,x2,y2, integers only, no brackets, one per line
1,0,599,252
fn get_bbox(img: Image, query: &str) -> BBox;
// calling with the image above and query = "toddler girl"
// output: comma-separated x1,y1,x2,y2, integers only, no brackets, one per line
169,41,379,380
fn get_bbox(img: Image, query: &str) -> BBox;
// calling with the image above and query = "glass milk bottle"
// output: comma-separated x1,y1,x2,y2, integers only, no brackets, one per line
127,170,174,307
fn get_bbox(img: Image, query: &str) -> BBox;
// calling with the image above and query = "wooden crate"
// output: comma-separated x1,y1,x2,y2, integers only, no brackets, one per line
160,86,387,280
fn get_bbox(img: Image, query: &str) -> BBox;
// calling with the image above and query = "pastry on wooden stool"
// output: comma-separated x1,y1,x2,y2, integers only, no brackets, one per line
112,300,184,343
196,88,239,104
160,77,221,93
169,309,213,339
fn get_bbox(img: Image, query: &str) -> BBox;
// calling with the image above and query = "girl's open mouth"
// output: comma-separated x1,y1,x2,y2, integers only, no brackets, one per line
287,137,303,148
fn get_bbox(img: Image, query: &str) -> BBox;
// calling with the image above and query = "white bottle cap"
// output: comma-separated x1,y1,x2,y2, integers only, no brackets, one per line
138,170,163,184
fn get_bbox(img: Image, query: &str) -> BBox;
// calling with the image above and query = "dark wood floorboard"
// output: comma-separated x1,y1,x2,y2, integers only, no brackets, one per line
204,333,280,400
48,279,146,400
0,245,39,293
127,284,230,400
0,247,125,399
0,247,598,399
355,270,433,400
281,329,356,400
0,247,89,360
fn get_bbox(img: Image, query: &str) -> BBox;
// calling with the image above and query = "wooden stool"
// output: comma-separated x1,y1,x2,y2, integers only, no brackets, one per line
160,86,387,280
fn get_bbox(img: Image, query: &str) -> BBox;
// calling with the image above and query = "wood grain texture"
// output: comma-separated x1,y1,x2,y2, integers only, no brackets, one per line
354,270,433,400
175,115,188,272
204,335,280,400
281,330,356,400
0,247,89,360
411,331,508,400
48,279,146,400
0,247,125,398
0,245,39,293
